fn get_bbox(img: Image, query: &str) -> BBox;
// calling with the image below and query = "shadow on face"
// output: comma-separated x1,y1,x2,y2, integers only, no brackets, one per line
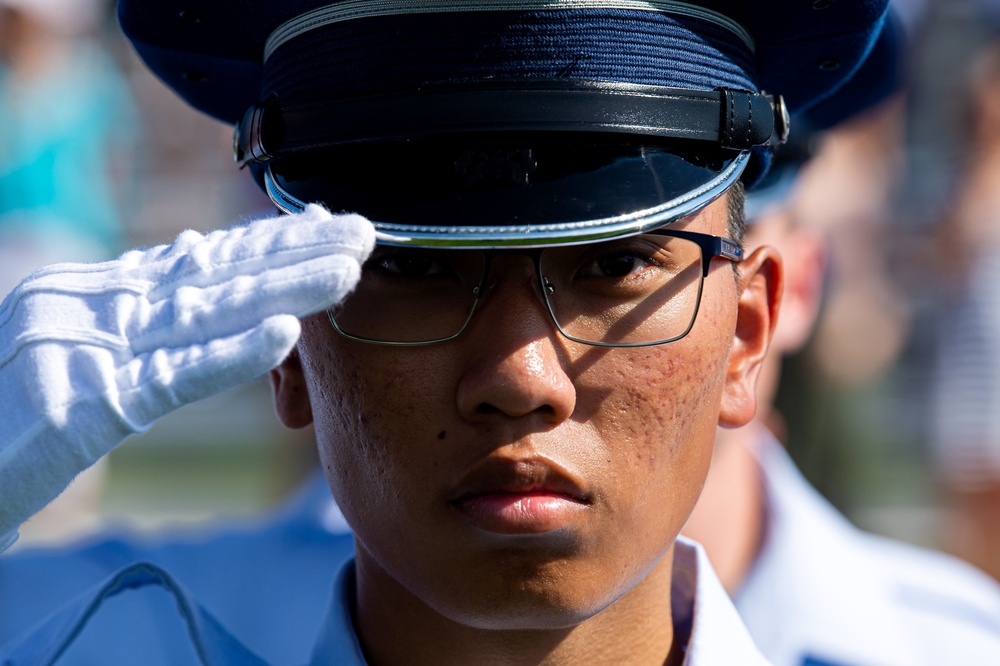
270,191,782,634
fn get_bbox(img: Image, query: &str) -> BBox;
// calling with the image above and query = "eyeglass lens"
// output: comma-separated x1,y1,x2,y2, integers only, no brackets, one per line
329,234,706,346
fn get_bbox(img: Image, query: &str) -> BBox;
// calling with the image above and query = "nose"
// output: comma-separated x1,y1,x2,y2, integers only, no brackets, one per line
455,259,577,426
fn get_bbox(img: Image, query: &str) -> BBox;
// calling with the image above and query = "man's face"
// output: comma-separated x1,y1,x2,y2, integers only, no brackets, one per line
273,192,778,629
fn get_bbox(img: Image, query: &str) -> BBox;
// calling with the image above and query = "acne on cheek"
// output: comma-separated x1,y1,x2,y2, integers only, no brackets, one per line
603,346,725,472
306,339,448,510
297,326,395,508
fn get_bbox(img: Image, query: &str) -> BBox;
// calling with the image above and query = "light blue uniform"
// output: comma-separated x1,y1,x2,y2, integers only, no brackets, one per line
736,433,1000,666
0,478,354,665
0,537,768,665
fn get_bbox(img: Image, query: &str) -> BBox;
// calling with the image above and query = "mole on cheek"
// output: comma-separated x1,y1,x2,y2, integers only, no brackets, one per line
438,430,447,440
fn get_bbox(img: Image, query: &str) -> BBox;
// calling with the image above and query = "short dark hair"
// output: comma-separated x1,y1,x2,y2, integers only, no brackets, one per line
727,180,746,247
727,180,747,283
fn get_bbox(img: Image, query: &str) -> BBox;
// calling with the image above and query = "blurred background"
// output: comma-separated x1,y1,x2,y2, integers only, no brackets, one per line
5,0,1000,583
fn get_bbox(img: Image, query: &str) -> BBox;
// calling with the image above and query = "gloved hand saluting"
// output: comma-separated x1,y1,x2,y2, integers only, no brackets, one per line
0,204,375,549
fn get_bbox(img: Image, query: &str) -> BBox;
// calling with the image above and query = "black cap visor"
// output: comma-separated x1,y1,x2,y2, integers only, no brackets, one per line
264,134,748,248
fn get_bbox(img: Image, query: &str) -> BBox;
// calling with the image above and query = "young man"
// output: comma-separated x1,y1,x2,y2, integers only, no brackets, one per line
0,1,893,663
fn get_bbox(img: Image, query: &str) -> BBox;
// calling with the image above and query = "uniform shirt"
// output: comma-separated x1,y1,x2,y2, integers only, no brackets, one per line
0,537,769,665
0,478,355,665
735,433,1000,666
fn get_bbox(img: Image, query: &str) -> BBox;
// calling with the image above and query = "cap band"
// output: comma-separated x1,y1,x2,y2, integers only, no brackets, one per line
118,0,892,131
234,83,783,165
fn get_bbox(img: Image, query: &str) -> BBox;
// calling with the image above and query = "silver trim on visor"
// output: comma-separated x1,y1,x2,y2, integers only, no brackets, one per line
264,149,750,248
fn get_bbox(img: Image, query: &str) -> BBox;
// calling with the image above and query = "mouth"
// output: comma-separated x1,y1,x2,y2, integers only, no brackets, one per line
448,458,592,536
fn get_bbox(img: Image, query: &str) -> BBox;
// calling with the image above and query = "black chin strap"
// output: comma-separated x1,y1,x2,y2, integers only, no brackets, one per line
233,81,789,166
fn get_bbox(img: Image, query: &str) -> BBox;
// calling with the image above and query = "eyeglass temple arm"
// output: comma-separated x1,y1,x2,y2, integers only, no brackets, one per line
646,228,743,277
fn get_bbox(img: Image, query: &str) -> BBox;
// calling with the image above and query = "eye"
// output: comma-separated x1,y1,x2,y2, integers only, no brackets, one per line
589,251,652,278
371,249,451,278
575,244,662,280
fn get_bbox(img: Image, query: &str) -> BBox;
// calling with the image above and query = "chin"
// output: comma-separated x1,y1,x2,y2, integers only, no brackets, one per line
427,555,635,632
445,591,614,632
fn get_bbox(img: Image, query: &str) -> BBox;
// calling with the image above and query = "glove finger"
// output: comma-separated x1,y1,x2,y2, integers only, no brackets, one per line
119,314,302,428
0,205,374,327
148,205,375,295
132,252,359,354
0,228,209,318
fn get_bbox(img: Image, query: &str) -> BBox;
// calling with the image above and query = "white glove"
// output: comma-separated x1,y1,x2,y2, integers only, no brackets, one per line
0,204,375,545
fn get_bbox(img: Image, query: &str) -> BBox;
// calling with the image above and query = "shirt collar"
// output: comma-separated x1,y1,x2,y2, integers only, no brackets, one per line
674,536,771,665
734,431,920,666
308,560,368,665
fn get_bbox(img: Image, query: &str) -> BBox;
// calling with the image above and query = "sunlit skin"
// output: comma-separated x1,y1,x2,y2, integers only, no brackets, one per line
271,194,782,666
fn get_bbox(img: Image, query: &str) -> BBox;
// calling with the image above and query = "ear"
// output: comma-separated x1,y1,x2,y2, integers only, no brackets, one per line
269,346,315,429
718,245,783,428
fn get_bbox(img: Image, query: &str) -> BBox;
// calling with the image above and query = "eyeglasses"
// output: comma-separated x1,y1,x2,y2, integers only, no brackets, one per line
328,229,742,348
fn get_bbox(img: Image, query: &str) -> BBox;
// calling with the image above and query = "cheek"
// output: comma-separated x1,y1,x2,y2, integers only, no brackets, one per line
295,316,457,528
582,312,732,533
299,331,385,518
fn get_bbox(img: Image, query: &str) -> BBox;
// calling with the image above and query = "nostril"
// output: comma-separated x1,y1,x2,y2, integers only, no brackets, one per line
474,403,502,417
474,402,556,418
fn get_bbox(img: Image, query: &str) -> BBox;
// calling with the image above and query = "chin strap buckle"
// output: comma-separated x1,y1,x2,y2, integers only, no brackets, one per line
233,97,279,167
718,88,790,149
768,93,791,145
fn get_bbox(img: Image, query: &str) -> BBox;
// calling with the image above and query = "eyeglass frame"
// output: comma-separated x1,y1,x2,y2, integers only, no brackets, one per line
327,228,744,348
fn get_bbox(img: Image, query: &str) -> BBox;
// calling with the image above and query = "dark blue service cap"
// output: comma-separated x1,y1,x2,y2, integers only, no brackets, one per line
119,0,893,248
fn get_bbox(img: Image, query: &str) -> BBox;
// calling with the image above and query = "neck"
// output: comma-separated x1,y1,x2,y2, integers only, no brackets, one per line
681,420,768,594
352,543,685,666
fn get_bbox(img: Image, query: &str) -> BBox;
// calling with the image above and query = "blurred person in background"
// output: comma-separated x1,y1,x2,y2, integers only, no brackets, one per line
771,91,917,520
684,102,1000,666
929,38,1000,583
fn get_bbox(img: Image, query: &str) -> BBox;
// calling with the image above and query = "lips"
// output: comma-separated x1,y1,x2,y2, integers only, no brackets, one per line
448,458,591,535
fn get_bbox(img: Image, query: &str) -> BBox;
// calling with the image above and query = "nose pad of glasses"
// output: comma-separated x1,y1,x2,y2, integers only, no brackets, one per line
476,254,554,320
